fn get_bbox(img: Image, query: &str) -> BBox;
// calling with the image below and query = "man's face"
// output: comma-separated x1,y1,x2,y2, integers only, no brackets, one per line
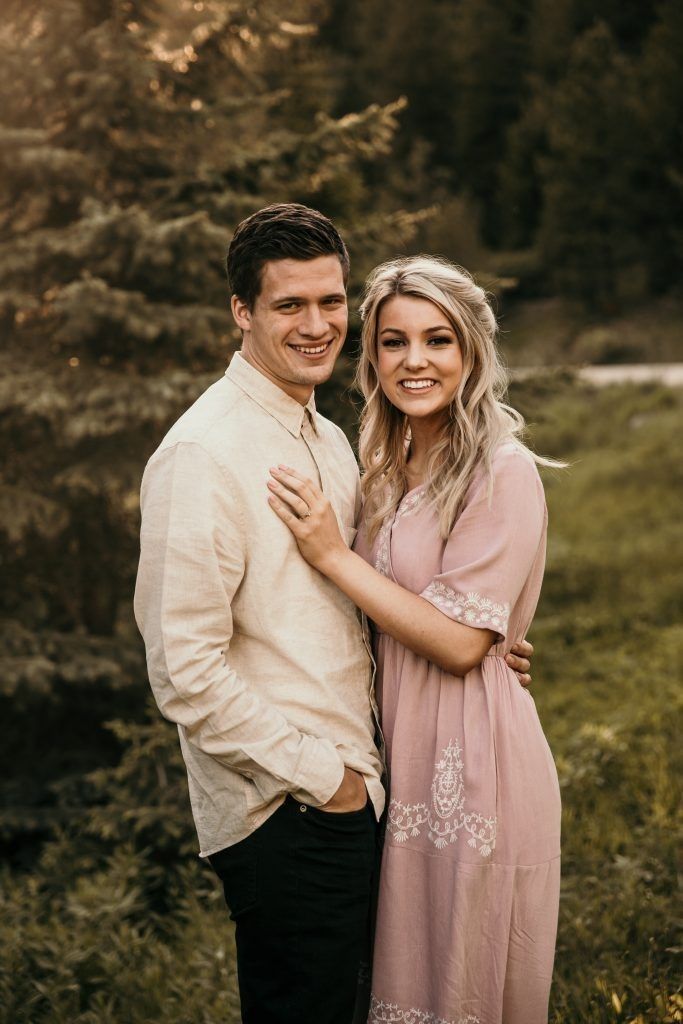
231,255,348,404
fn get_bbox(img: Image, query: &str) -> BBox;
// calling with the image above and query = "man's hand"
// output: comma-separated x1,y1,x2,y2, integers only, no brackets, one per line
321,766,368,813
505,639,534,688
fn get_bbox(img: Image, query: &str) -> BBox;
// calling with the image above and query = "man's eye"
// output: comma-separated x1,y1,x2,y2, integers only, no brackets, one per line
278,302,299,311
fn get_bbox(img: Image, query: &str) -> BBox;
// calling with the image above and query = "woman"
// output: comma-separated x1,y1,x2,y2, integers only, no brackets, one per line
267,256,562,1024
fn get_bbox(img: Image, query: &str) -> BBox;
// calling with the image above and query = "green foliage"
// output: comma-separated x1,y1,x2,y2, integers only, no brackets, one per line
517,380,682,1022
537,24,648,308
0,0,427,850
0,0,418,628
2,381,680,1020
1,1,680,1019
322,0,682,306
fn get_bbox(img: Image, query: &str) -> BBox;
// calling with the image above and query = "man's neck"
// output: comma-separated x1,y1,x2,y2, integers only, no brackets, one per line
239,349,313,406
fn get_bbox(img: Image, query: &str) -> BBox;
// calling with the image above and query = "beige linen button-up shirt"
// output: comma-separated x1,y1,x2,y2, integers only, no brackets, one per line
134,352,384,857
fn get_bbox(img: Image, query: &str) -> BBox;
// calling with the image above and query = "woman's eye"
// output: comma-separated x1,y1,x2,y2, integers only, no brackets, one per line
427,336,452,345
381,338,405,348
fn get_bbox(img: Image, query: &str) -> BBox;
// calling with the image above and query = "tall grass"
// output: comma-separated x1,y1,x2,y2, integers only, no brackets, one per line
1,379,680,1022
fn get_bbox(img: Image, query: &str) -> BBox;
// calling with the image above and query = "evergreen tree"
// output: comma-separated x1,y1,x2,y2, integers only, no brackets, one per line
0,0,421,855
450,0,532,243
637,0,683,290
536,23,646,307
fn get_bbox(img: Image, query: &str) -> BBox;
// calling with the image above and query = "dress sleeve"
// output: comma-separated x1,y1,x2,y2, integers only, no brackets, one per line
419,447,546,642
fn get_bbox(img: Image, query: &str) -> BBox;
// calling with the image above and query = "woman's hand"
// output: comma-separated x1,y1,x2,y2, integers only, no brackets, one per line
506,639,534,687
267,465,349,575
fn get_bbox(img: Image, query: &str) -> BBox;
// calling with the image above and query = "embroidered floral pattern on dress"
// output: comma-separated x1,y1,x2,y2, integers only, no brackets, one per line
421,582,510,636
368,995,480,1024
387,739,497,857
374,489,425,577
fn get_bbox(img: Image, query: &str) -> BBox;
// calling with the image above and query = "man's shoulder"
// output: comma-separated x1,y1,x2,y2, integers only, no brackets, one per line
152,374,248,462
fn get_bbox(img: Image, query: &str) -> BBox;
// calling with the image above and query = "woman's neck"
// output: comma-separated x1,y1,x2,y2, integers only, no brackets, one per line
405,414,448,487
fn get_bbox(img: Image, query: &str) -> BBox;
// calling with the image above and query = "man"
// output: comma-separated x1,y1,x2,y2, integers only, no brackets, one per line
134,204,533,1024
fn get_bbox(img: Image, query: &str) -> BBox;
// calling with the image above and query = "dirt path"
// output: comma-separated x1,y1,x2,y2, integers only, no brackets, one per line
511,363,683,387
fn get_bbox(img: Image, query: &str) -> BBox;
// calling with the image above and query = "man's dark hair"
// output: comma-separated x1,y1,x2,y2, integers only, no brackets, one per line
226,203,350,308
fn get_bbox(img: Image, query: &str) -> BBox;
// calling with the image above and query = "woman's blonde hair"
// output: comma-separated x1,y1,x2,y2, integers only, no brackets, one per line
356,254,561,542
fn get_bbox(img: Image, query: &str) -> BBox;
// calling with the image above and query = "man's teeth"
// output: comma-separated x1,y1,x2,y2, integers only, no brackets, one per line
291,343,329,354
401,379,436,390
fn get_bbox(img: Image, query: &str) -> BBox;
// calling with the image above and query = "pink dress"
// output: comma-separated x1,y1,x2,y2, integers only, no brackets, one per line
355,443,561,1024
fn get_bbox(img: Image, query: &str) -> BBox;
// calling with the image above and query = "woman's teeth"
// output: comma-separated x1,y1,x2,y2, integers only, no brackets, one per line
400,379,436,390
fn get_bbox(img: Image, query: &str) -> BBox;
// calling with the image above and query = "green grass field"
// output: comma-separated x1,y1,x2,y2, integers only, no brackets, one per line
1,379,680,1023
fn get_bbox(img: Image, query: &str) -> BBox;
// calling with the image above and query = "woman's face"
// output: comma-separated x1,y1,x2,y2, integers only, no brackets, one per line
376,294,463,423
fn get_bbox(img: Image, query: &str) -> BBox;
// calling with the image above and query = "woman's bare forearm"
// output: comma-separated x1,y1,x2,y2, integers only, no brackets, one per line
322,547,494,676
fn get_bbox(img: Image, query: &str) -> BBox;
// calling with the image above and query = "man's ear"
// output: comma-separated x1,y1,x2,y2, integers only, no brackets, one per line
231,294,251,332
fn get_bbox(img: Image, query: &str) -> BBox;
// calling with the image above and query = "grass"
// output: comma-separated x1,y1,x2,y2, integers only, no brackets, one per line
1,379,680,1022
499,294,683,367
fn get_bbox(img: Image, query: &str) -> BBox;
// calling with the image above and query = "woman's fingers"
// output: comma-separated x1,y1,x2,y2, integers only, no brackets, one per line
268,493,304,532
267,477,310,519
510,638,533,658
506,652,531,674
271,466,320,507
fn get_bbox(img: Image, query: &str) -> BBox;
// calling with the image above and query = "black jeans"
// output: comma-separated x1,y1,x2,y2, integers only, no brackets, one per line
210,795,378,1024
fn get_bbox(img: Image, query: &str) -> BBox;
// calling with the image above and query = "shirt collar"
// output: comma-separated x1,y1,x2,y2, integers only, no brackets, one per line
225,351,318,438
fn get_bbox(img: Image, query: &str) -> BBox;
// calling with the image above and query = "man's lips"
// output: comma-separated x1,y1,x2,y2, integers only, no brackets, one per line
288,340,334,358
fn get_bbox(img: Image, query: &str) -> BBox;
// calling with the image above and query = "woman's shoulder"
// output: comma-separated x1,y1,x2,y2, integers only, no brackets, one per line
492,440,541,476
466,441,544,505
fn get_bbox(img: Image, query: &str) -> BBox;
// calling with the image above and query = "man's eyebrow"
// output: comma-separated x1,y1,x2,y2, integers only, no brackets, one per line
271,292,346,305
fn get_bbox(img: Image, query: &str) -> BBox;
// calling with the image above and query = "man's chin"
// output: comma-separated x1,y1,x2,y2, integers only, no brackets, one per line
288,357,337,386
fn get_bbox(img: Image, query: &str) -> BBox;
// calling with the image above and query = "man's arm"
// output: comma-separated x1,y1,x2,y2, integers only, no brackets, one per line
134,441,346,808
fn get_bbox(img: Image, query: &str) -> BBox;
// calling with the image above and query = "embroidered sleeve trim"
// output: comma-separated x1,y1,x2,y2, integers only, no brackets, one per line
421,582,510,636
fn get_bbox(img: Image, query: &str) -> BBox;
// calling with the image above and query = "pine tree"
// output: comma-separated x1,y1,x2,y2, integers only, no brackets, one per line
637,0,683,290
0,0,422,852
536,23,646,307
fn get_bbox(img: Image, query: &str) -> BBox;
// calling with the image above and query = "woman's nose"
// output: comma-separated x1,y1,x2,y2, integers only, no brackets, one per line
403,343,428,369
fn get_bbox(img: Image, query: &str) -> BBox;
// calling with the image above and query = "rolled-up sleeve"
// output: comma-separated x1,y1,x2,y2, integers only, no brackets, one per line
133,441,345,807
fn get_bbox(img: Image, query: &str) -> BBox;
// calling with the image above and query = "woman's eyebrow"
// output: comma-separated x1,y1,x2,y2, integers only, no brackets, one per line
379,324,454,335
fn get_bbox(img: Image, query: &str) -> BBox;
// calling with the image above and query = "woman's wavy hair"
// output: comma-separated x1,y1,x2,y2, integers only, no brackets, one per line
356,255,562,542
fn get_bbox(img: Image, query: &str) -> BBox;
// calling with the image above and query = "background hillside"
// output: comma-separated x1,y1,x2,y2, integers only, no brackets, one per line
0,2,680,1021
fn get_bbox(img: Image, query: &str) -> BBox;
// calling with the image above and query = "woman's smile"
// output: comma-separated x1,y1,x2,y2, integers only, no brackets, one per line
399,378,438,392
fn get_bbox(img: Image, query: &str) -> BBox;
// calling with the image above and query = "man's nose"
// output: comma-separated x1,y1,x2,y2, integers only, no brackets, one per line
298,306,328,339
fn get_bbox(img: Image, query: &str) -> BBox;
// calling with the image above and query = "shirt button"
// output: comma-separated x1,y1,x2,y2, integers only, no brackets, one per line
299,804,307,813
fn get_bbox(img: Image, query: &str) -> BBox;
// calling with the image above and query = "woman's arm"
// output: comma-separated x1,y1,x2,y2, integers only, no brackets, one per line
268,466,503,678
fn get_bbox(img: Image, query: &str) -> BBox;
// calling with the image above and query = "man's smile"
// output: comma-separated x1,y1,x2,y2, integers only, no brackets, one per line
288,340,335,358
